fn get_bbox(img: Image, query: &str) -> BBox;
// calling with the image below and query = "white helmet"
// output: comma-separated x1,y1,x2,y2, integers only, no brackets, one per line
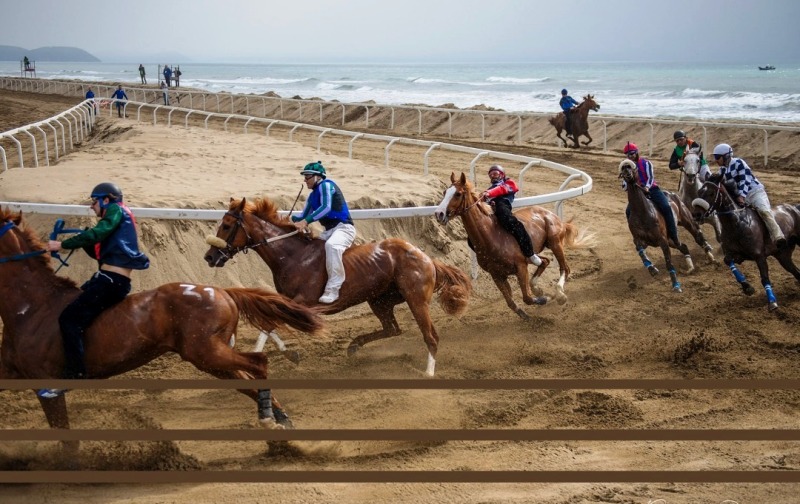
713,143,733,157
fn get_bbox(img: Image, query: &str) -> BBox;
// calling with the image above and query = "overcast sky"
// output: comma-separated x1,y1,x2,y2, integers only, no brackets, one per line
2,0,799,64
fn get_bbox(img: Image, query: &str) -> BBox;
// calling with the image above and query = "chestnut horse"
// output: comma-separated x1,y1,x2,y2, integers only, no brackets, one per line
693,180,800,311
548,94,600,148
0,209,324,453
433,172,595,320
618,159,715,292
204,197,471,376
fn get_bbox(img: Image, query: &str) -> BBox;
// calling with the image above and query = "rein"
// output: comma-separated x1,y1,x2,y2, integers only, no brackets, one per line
447,188,483,218
211,210,299,259
0,220,47,264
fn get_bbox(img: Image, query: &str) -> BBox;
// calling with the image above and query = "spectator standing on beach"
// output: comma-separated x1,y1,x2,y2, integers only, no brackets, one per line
161,81,169,105
111,85,128,118
138,64,146,84
23,56,30,69
163,65,172,87
174,67,182,87
85,87,97,115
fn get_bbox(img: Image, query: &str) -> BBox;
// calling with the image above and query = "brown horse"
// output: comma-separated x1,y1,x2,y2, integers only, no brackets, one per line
548,94,600,148
433,172,595,320
618,159,715,292
0,208,324,453
204,197,471,376
693,180,800,311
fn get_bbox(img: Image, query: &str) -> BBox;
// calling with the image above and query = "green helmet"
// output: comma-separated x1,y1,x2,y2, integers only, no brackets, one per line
300,161,326,179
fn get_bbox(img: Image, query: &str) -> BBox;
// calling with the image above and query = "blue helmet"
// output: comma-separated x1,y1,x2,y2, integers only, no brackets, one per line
561,88,568,95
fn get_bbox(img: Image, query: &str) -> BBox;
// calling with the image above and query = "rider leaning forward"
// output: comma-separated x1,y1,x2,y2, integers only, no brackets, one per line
708,143,787,249
291,161,357,304
621,142,681,245
40,182,149,399
480,164,543,266
668,129,708,172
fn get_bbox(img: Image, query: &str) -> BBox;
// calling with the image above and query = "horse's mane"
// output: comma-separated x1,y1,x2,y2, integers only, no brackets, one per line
458,177,492,216
0,208,78,289
235,197,296,232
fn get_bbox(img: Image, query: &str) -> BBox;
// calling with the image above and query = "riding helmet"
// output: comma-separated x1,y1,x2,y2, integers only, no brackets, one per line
673,130,686,141
623,142,639,154
488,164,505,177
713,143,733,157
300,161,327,179
90,182,123,201
561,88,568,95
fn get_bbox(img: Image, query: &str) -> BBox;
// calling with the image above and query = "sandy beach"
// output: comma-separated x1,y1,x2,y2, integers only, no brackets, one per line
1,86,800,503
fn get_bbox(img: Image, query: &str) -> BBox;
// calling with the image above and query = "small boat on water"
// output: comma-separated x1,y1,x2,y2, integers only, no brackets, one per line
759,65,776,71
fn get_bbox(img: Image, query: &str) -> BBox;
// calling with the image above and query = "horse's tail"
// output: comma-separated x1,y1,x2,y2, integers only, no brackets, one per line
563,220,598,250
432,259,471,316
224,287,326,338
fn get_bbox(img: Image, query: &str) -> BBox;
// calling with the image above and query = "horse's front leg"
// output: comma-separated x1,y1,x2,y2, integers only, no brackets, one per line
725,257,756,296
581,132,593,146
660,242,682,292
492,274,532,320
636,244,659,276
555,130,568,148
755,257,778,311
37,393,80,465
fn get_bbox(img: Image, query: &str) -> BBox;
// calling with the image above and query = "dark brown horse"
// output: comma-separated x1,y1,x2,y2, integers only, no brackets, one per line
433,172,595,320
693,180,800,311
549,94,600,148
0,208,324,453
618,159,715,292
204,197,471,376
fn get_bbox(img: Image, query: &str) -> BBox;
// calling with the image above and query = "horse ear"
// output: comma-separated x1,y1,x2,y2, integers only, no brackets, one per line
450,172,457,183
235,197,246,213
459,172,467,185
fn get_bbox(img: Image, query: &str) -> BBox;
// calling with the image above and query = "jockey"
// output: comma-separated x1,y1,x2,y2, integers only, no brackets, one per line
559,89,579,135
669,129,709,174
709,143,787,248
291,161,357,304
621,142,680,245
40,182,150,399
480,164,543,266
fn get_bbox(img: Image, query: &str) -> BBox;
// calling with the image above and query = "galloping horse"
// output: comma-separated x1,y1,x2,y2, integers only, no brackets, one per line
693,180,800,311
204,197,471,376
433,172,595,320
618,159,715,292
549,94,600,148
677,148,722,243
0,209,324,451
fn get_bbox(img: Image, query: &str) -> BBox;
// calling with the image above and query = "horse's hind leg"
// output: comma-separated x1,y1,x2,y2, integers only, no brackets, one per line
670,240,695,275
403,296,440,377
518,260,548,306
544,239,571,305
755,258,779,311
347,294,403,356
582,132,593,146
775,248,800,282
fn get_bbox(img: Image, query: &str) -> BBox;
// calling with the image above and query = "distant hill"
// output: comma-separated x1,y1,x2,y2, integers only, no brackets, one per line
0,45,100,62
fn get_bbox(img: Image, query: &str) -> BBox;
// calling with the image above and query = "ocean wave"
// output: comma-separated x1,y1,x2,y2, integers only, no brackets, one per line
486,76,550,84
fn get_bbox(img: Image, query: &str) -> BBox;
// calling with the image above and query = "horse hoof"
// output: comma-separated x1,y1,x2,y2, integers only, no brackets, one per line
516,309,531,320
742,283,755,296
284,350,301,365
768,302,779,312
259,417,286,430
533,296,547,306
555,292,567,305
346,344,360,357
673,286,683,293
648,266,660,277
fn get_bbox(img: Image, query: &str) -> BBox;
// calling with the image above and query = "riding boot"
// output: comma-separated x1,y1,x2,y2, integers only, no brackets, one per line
757,208,787,248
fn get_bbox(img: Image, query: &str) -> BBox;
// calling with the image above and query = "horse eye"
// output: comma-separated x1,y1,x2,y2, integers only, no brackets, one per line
221,224,230,231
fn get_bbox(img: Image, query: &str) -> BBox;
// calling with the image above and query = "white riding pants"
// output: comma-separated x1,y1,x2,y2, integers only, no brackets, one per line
746,187,785,241
319,222,356,294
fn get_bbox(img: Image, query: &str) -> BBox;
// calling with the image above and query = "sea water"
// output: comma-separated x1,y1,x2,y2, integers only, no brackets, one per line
2,61,798,123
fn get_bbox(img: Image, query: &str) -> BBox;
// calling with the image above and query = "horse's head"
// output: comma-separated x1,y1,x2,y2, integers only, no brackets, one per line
204,197,252,267
618,159,638,185
682,147,702,184
692,180,727,221
434,172,481,225
582,94,600,112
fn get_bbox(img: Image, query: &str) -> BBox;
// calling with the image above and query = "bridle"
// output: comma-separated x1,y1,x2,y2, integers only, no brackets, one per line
0,220,47,264
445,185,483,219
210,209,299,261
696,182,726,220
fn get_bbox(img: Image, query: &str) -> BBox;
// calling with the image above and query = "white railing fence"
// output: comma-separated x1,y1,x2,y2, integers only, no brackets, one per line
2,77,798,166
